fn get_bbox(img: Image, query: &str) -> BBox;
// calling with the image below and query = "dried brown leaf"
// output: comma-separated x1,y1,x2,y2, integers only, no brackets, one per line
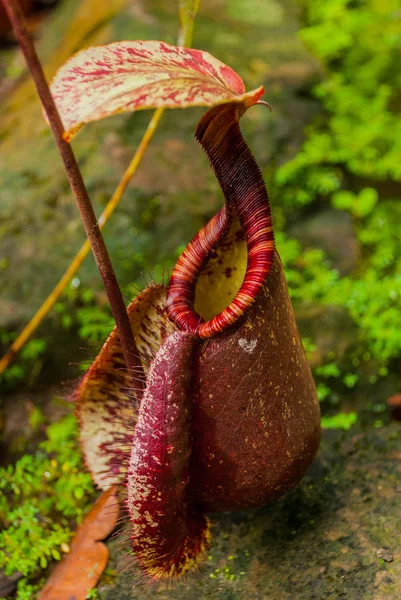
39,487,118,600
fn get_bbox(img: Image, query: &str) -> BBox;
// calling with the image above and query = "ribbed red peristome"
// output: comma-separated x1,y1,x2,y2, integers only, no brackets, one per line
166,103,275,338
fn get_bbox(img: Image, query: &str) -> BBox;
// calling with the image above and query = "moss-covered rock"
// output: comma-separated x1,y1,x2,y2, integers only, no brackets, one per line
98,425,401,600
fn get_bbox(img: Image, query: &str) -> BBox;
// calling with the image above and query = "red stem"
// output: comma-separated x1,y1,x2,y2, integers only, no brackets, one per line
2,0,145,390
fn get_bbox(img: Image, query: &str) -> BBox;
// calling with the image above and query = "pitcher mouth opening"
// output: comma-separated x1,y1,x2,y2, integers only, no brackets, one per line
166,102,275,339
194,214,247,322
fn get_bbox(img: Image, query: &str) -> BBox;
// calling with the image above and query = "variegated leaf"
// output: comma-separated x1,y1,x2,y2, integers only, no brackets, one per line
49,40,264,140
76,285,173,489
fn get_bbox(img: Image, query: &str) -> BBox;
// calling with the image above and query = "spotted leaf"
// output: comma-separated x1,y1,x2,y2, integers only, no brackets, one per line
127,331,211,580
76,285,173,489
49,40,264,140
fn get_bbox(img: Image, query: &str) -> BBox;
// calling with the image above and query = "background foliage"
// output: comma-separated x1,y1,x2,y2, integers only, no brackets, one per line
1,0,400,596
0,415,94,598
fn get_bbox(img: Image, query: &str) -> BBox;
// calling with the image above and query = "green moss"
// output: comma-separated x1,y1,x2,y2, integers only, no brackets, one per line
14,580,44,600
0,414,94,594
321,411,358,430
265,0,401,386
278,0,401,187
0,334,47,391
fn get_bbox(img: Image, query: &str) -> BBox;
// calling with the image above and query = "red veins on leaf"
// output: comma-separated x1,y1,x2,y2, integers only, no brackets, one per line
48,40,264,140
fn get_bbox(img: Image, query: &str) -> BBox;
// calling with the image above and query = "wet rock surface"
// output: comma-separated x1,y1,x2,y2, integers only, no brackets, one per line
99,425,401,600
